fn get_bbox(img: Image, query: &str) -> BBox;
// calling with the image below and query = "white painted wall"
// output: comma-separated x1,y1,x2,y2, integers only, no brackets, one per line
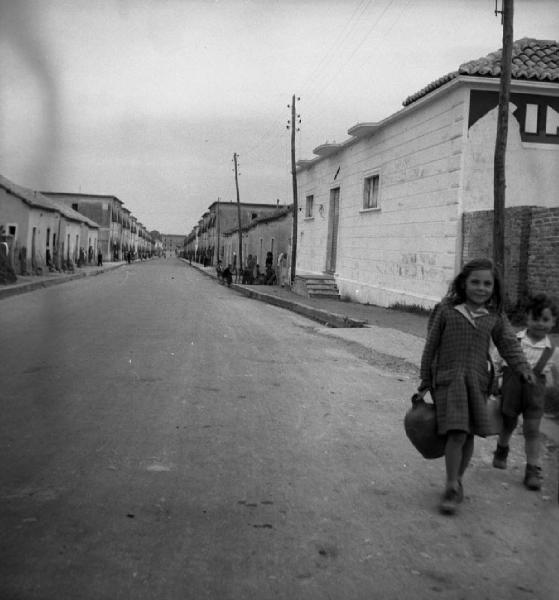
297,86,469,308
462,102,559,211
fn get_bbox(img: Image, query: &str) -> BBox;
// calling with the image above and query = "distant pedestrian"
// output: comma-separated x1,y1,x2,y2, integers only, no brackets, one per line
278,251,288,287
222,264,233,287
492,293,559,491
265,251,273,269
418,258,533,515
97,250,103,267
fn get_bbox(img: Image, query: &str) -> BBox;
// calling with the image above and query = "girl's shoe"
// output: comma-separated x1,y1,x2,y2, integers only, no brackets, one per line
439,487,460,515
492,444,509,469
524,464,542,490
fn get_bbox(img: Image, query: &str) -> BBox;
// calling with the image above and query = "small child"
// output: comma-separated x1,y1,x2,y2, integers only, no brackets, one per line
492,293,559,490
419,258,533,515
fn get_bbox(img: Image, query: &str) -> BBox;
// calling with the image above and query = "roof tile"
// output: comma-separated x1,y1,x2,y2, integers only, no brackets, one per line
403,38,559,106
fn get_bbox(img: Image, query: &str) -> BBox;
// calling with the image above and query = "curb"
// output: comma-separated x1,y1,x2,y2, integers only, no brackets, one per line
183,259,366,328
0,263,126,301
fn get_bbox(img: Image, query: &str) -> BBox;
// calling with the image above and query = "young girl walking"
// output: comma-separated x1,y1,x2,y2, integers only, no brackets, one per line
418,258,534,515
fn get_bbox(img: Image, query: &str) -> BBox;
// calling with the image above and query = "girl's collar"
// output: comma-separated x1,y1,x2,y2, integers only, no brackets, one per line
454,303,489,326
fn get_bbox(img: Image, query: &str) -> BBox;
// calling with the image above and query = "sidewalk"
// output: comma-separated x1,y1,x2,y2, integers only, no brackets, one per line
0,261,127,300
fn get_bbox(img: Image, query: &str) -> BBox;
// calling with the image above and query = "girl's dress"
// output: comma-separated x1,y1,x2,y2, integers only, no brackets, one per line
420,301,530,437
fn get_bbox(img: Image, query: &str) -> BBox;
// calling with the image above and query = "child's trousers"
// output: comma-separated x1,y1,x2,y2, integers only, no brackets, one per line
499,368,545,465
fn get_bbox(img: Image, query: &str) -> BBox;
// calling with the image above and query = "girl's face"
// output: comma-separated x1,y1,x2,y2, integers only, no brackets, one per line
464,269,494,308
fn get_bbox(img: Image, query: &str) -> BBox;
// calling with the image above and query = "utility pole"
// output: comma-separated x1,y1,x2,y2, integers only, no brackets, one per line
287,94,300,284
216,197,220,265
234,153,243,276
493,0,514,280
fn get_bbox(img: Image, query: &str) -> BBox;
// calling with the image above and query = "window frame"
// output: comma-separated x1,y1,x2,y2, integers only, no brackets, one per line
305,194,314,219
362,172,381,212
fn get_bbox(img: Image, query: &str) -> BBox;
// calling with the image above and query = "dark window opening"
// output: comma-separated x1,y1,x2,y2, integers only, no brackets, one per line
469,90,559,144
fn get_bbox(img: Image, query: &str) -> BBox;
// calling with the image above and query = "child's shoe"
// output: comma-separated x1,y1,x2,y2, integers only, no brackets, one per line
524,464,542,491
492,444,509,469
439,486,460,515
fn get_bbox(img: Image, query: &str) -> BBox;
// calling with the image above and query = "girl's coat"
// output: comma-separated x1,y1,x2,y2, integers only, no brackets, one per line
420,301,530,436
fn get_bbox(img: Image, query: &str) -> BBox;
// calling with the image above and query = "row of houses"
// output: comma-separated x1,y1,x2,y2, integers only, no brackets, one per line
184,200,290,269
185,38,559,310
0,175,158,275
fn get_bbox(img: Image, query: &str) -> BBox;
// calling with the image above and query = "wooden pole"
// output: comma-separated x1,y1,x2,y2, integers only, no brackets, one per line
216,197,220,265
234,153,243,276
290,94,298,284
493,0,514,280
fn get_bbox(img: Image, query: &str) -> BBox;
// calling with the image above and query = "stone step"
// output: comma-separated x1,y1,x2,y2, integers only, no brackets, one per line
307,281,338,288
308,290,340,298
292,273,340,299
306,280,337,286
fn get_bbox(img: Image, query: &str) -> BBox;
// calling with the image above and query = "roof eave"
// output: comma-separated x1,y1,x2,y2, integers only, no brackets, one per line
296,75,559,173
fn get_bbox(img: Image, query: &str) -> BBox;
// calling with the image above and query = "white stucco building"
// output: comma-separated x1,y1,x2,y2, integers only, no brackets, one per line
295,38,559,308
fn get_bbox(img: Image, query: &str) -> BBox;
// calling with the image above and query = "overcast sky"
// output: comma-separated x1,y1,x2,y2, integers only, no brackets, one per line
1,0,558,234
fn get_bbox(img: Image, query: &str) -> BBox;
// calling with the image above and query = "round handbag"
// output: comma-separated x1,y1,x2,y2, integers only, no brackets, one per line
404,392,446,459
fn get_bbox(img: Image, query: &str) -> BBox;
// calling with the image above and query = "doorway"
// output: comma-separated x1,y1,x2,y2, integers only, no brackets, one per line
325,188,340,274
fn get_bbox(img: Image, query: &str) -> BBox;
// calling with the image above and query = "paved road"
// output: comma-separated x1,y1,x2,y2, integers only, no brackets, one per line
1,258,558,599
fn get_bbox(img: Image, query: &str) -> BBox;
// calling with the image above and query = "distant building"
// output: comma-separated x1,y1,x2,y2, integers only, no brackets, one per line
41,192,155,259
185,201,285,266
1,174,99,274
41,192,125,261
161,234,185,256
222,206,292,274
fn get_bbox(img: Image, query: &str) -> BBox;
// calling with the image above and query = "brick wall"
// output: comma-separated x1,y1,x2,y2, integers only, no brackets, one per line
462,206,559,306
527,208,559,300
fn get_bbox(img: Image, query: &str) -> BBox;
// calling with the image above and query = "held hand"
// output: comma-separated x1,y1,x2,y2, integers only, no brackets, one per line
417,384,430,397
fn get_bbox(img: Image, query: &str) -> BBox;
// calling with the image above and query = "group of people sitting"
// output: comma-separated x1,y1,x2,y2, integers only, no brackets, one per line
216,251,288,288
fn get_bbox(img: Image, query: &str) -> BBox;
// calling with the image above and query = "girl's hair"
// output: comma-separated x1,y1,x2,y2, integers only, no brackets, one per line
445,258,504,312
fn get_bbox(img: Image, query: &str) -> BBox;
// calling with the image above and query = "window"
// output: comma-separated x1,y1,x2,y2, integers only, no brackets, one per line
72,203,79,211
363,174,380,209
520,99,559,142
305,195,314,218
546,105,559,136
525,104,539,134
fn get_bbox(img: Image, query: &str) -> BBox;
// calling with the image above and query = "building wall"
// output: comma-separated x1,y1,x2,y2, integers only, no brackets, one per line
161,234,185,254
196,203,284,265
528,208,559,299
43,194,113,259
58,219,83,265
462,206,559,305
297,85,468,308
80,223,99,263
246,216,291,268
0,190,61,273
0,190,32,257
462,99,559,212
